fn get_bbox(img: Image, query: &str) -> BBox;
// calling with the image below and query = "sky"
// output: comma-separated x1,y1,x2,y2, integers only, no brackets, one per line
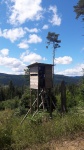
0,0,84,76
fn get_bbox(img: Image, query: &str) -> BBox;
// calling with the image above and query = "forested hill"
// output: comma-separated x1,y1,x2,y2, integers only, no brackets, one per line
54,74,81,84
0,73,82,86
0,73,28,86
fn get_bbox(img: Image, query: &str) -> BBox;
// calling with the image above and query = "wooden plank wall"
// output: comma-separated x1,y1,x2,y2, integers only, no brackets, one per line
45,66,53,88
30,75,38,89
29,65,53,89
30,66,38,74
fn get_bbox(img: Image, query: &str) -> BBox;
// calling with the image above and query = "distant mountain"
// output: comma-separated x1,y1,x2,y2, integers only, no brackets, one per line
0,73,28,86
0,73,82,86
54,74,81,84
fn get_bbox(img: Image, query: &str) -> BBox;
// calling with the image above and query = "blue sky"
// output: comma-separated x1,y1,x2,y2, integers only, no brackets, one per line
0,0,84,76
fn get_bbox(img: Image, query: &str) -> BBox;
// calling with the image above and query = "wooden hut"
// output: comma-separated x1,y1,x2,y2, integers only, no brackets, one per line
28,62,53,90
20,62,53,123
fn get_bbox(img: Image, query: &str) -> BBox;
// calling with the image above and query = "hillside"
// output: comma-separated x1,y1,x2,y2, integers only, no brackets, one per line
0,73,28,86
0,73,82,86
54,74,81,84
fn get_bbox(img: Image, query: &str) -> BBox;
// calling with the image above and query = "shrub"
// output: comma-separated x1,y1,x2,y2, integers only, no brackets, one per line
1,98,20,110
0,111,13,150
0,102,5,110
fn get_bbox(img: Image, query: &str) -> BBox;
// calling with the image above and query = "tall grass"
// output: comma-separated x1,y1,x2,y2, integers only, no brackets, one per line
0,109,84,150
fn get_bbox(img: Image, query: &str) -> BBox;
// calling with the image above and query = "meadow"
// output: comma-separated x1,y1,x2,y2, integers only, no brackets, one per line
0,79,84,150
0,104,84,150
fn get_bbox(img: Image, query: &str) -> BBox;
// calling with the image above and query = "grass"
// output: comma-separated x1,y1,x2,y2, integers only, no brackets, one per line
0,107,84,150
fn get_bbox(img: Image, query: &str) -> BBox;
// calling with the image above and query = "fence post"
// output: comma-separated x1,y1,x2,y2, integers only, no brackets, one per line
61,80,67,113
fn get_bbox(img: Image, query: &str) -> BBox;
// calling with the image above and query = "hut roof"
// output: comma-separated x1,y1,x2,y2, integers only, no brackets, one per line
28,62,53,68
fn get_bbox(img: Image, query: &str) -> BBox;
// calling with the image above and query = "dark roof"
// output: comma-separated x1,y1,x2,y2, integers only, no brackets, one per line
28,62,53,68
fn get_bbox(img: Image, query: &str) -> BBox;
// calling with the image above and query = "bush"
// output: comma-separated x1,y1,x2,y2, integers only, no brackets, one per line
20,89,30,108
0,102,5,110
17,105,27,116
0,124,12,150
0,98,20,112
66,90,78,108
0,110,13,150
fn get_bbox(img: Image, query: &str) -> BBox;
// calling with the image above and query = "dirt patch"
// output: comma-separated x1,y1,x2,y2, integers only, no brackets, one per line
48,136,84,150
25,132,84,150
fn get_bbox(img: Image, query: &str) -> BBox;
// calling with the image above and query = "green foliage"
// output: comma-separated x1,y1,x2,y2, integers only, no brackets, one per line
20,88,30,107
54,81,84,112
0,109,84,150
46,32,61,47
66,90,77,108
0,86,5,101
0,122,12,150
0,73,28,86
17,105,27,116
80,76,84,100
46,32,61,69
0,110,13,150
0,73,82,87
0,102,5,110
0,84,24,101
17,88,30,115
56,95,61,111
8,80,15,99
0,73,84,149
0,98,20,110
74,0,84,20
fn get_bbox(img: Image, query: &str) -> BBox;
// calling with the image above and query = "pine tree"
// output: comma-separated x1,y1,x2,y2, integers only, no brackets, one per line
74,0,84,21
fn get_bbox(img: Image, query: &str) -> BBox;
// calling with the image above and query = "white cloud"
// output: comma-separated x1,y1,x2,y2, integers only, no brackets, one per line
42,24,49,29
56,63,84,76
8,0,43,25
25,27,39,33
18,33,42,48
49,5,61,26
18,40,29,49
0,48,9,56
0,48,26,74
11,63,26,74
0,55,25,68
28,34,42,44
54,56,72,64
0,27,41,44
20,50,44,63
0,28,26,42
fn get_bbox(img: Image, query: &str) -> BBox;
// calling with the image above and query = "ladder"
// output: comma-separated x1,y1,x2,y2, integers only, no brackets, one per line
20,89,56,124
20,89,44,124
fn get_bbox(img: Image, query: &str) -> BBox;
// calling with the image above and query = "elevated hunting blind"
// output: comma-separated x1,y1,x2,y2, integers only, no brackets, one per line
28,62,53,115
28,62,53,89
20,62,56,124
20,62,54,124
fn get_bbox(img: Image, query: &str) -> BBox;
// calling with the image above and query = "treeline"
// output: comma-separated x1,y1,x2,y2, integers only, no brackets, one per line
0,73,81,87
0,73,29,86
0,76,84,114
0,80,25,101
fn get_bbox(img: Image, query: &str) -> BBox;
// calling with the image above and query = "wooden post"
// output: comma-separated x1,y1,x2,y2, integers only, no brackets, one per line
30,89,32,114
61,80,66,113
41,90,45,110
49,89,52,118
37,89,39,111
